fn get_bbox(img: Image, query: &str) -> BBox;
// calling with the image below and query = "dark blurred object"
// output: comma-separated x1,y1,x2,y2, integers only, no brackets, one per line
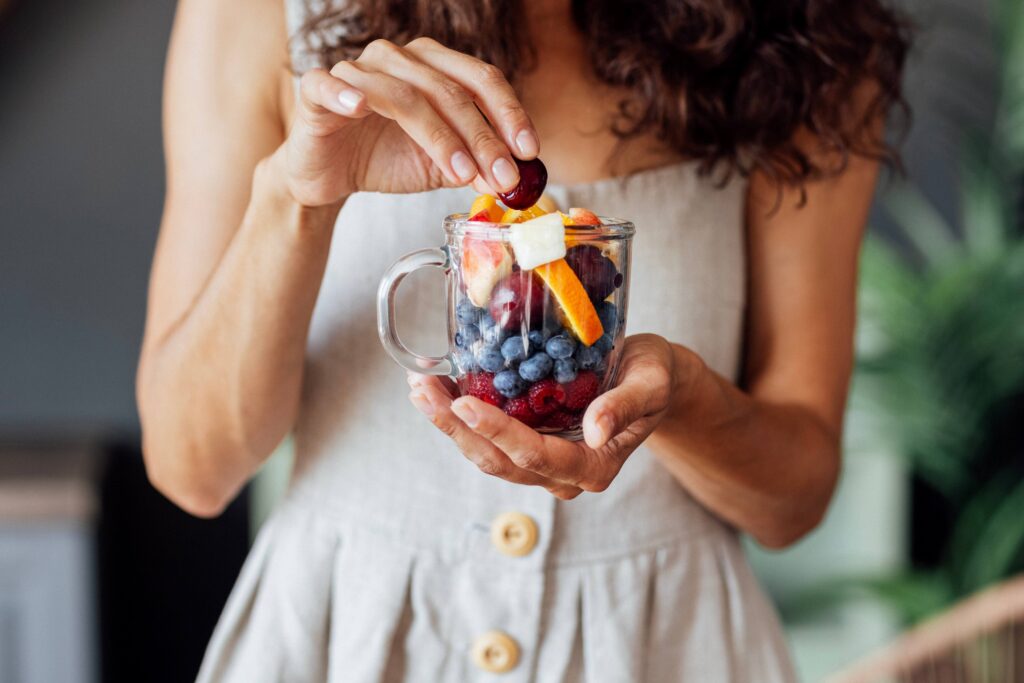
98,441,249,683
828,574,1024,683
0,438,249,683
797,0,1024,626
0,441,102,683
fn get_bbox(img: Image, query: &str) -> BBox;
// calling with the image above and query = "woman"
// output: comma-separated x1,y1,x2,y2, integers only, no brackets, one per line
138,0,908,679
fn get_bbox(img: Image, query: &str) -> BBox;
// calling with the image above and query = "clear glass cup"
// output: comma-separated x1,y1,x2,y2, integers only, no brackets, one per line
378,213,634,440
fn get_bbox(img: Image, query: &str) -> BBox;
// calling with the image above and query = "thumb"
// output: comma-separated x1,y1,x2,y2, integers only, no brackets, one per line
582,335,674,449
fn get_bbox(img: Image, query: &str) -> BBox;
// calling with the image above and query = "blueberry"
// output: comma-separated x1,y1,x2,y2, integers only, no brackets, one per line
595,333,614,355
596,302,618,334
455,325,481,348
545,334,576,360
493,370,527,398
500,336,529,364
518,352,553,382
454,348,478,373
553,358,578,384
476,344,505,373
575,344,603,370
480,313,511,345
528,330,547,353
457,299,484,326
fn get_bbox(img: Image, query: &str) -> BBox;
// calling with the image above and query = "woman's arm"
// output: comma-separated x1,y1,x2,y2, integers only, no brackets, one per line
646,139,880,548
138,0,335,517
141,0,540,517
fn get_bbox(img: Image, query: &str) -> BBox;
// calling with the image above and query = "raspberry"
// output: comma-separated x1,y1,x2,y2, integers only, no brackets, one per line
504,396,541,426
465,372,505,408
527,378,566,416
544,410,581,430
562,370,600,410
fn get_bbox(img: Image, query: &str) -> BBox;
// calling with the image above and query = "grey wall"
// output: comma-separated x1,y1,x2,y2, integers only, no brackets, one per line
0,0,176,433
0,0,1000,434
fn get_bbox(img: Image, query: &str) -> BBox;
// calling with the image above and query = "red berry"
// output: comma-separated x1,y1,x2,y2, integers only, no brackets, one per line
565,245,621,303
498,158,548,210
562,370,600,410
468,209,492,222
489,271,546,330
504,396,541,426
527,378,566,416
465,372,505,408
544,410,581,430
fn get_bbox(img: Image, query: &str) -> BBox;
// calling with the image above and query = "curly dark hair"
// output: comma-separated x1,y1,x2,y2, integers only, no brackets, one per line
294,0,910,192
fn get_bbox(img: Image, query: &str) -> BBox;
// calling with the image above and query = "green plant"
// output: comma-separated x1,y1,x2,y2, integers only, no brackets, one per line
803,0,1024,624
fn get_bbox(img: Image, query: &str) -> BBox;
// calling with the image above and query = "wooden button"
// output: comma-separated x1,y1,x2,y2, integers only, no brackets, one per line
490,511,538,557
471,630,520,673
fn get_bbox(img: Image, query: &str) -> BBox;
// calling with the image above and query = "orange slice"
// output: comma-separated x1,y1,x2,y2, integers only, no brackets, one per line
469,194,504,222
535,259,604,346
501,204,547,223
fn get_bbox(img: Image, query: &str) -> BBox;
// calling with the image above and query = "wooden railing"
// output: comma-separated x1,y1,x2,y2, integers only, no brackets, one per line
828,576,1024,683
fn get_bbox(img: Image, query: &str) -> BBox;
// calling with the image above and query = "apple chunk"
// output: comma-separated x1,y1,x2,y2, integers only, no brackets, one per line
509,212,566,270
461,237,513,307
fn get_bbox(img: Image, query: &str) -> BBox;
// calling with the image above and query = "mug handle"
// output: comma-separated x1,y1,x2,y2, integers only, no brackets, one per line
377,246,454,376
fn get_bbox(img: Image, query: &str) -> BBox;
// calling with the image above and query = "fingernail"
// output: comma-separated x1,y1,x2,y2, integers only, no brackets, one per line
491,158,519,191
410,391,435,417
451,151,477,183
515,129,539,158
452,399,479,427
337,89,363,113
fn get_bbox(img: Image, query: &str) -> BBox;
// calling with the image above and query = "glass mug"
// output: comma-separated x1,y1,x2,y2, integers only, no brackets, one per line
378,213,635,440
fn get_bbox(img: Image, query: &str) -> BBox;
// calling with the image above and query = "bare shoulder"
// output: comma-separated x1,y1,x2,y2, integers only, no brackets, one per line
164,0,292,171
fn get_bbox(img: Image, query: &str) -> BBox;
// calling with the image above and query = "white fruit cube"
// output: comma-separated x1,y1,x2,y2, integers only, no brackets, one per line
509,213,566,270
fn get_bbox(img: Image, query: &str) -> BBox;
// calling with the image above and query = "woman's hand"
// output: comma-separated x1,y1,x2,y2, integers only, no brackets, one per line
282,37,539,206
407,335,680,499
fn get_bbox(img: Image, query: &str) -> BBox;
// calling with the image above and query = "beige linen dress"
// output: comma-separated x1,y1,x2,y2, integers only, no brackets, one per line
196,5,799,681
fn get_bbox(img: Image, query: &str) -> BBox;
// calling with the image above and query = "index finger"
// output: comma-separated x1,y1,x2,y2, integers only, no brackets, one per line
405,38,539,159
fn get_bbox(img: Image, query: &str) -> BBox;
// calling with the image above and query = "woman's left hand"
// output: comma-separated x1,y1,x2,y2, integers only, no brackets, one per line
407,334,679,499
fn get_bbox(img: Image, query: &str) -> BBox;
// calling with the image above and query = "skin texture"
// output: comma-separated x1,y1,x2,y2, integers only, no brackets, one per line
140,0,876,549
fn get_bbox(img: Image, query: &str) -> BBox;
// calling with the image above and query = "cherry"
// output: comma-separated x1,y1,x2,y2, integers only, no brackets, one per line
489,271,546,330
564,245,621,303
498,158,548,210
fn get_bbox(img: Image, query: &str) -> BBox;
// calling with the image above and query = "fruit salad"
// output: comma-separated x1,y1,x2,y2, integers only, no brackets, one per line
450,159,630,438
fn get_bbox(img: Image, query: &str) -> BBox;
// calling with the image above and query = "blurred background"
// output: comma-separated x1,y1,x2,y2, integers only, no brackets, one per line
1,0,1021,681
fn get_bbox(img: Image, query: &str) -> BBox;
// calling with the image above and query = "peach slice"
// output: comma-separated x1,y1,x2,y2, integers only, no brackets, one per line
461,237,513,307
534,259,604,346
501,204,547,223
536,193,559,213
469,194,504,223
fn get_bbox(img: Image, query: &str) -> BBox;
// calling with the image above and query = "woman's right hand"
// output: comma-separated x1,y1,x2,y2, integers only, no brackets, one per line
282,37,539,207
